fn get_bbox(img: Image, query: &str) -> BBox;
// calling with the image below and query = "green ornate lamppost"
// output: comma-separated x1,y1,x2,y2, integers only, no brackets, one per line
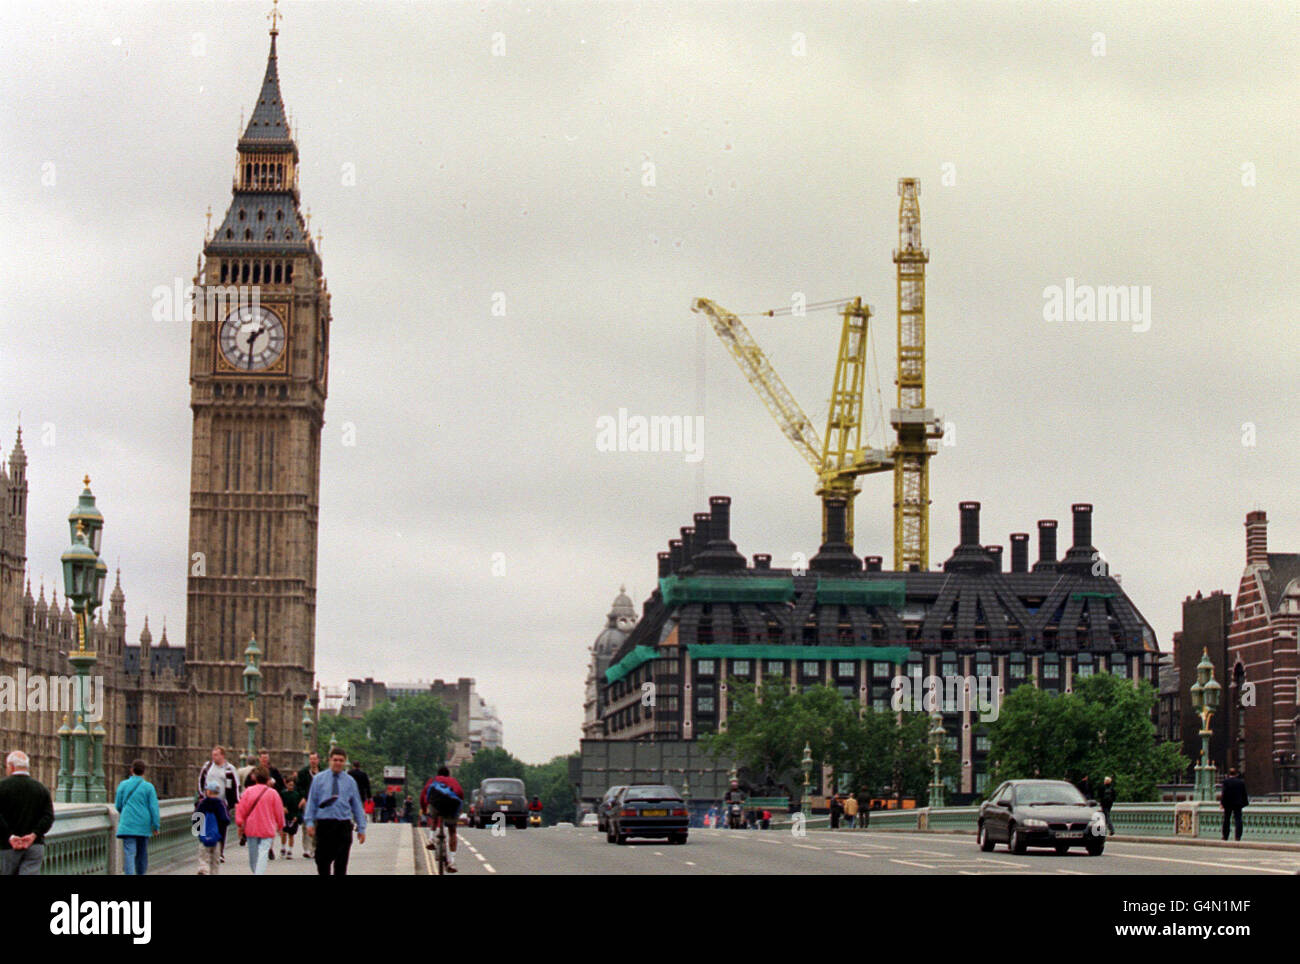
928,709,946,809
800,742,813,819
1189,648,1221,802
242,635,262,760
57,477,108,803
301,695,315,765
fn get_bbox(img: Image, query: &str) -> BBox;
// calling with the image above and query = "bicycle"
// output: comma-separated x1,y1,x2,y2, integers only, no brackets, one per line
425,809,452,875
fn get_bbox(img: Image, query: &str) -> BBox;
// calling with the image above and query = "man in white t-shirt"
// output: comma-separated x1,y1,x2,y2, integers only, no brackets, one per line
197,745,241,862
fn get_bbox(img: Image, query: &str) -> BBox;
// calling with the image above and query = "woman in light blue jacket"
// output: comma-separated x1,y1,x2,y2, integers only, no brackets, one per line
113,759,161,875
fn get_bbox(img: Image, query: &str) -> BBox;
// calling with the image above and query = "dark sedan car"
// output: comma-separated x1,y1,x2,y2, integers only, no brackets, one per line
596,785,627,832
978,779,1107,856
606,785,689,845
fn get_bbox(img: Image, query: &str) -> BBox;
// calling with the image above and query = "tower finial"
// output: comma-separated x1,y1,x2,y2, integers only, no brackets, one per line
268,0,281,37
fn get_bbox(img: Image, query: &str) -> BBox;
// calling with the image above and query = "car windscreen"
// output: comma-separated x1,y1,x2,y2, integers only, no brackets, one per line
482,779,525,795
1015,783,1087,806
623,786,680,802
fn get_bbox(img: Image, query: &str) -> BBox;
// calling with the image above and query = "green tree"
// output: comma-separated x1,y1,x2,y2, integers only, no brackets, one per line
703,679,860,797
987,674,1186,802
315,694,454,799
523,753,579,824
843,709,956,804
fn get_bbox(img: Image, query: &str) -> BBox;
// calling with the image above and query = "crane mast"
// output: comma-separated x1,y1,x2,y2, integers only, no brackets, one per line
891,178,943,571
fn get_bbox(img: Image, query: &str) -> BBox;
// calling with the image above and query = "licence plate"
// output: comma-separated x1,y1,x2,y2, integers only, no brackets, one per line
1055,831,1083,839
496,800,513,806
642,809,668,817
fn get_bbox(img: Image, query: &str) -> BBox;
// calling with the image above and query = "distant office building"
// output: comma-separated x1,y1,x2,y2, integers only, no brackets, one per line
335,675,501,764
582,587,638,740
1156,652,1181,748
1173,590,1233,779
1225,511,1300,794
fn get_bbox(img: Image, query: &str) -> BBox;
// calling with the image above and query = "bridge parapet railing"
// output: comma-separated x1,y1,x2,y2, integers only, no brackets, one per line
42,798,196,874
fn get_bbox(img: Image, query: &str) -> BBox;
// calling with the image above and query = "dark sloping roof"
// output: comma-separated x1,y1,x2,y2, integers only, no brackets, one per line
1261,553,1300,612
239,35,293,149
209,192,311,254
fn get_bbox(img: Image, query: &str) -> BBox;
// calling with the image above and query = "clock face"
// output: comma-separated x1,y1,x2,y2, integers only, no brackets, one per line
219,305,286,372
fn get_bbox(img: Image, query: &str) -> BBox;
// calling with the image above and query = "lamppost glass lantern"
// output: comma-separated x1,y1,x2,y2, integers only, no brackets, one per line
68,476,104,557
928,710,947,808
243,657,262,702
60,524,97,608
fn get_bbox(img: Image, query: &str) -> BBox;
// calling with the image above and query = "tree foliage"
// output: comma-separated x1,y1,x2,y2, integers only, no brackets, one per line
703,679,953,803
987,674,1186,802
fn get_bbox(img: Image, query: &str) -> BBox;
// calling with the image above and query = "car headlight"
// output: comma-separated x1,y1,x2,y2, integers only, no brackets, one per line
1023,818,1048,829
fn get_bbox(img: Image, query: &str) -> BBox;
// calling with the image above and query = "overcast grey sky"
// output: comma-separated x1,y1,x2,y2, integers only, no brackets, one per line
1,1,1295,763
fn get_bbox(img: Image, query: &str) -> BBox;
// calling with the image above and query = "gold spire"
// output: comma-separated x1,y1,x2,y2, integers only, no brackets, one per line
268,0,282,36
83,474,91,488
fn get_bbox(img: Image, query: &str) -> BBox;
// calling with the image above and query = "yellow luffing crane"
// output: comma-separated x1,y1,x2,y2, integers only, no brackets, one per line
693,177,943,565
691,296,893,549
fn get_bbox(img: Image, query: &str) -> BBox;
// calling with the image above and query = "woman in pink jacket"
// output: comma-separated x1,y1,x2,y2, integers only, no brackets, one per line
235,766,285,874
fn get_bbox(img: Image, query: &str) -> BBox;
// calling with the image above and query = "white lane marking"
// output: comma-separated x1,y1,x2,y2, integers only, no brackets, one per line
891,859,936,869
685,861,696,866
1107,852,1294,874
483,863,496,873
793,844,822,851
834,850,875,858
474,852,485,862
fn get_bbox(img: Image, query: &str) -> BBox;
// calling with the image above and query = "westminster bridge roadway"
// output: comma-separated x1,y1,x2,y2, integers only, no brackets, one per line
159,823,1300,876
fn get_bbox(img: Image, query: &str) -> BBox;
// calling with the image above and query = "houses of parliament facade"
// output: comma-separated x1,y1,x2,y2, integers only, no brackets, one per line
1,20,329,797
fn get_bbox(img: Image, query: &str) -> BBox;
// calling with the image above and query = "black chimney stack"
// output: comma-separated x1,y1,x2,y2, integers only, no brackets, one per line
959,501,981,546
865,555,883,572
943,501,996,573
1059,503,1100,574
810,498,861,573
752,553,771,570
696,496,747,570
1009,533,1029,573
693,513,712,553
986,545,1003,571
657,552,671,579
1071,503,1093,550
679,527,696,570
669,538,684,573
1033,520,1057,571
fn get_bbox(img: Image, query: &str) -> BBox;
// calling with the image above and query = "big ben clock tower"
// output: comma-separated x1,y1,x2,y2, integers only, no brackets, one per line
185,13,329,763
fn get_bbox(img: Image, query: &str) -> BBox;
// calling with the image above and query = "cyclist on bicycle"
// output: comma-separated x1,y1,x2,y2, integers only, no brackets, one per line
422,765,463,872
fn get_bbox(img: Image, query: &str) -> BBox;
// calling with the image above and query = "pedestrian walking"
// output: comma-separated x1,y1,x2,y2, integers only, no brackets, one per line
347,761,371,805
1099,775,1117,835
197,745,240,863
296,752,321,858
279,773,304,859
304,747,367,875
195,776,231,875
829,794,844,830
114,759,161,875
235,766,284,874
843,793,859,829
1220,767,1249,842
0,750,54,876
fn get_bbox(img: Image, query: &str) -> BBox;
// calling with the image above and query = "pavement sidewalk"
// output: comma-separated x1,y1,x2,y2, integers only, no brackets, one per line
158,822,417,875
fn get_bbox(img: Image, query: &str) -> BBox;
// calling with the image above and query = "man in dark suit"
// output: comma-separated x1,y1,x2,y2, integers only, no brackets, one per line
1220,767,1249,842
0,750,55,875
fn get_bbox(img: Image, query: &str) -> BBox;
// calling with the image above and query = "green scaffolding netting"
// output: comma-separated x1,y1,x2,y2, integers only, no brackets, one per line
604,645,658,684
814,579,906,607
658,575,796,608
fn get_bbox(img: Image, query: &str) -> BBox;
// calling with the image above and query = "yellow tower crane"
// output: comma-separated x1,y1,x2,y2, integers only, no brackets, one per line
691,297,893,548
891,178,944,571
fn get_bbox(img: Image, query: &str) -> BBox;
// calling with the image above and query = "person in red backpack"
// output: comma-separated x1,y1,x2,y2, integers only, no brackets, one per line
421,766,463,872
